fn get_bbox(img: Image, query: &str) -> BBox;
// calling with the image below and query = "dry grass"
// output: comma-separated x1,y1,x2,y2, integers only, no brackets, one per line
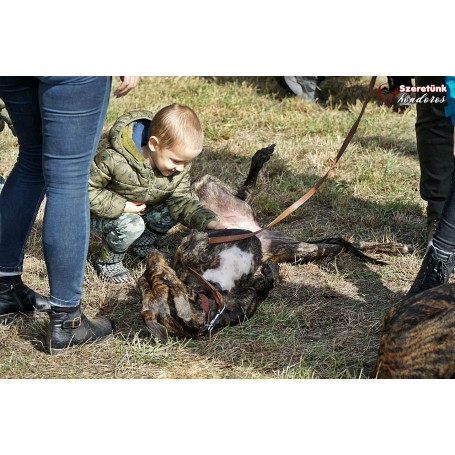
0,76,431,378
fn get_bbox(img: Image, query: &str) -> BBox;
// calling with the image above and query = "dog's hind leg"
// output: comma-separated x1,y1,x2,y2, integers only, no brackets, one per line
258,231,412,264
235,144,275,201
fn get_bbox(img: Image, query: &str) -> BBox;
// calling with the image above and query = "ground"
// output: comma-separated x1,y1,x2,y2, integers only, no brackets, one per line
0,76,431,378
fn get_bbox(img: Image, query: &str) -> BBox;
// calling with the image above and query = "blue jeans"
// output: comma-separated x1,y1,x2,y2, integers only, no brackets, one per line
0,76,111,307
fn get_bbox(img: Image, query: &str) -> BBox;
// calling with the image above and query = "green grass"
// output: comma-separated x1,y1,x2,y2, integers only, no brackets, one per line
0,76,431,378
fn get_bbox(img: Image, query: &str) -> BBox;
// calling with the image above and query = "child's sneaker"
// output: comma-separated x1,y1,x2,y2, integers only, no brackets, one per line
96,243,131,283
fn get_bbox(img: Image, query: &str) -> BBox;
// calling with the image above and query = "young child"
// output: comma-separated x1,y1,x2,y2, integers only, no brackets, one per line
89,103,225,283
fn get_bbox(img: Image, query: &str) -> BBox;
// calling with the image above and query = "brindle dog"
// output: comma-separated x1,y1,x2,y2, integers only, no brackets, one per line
138,145,412,341
138,229,279,342
372,284,455,379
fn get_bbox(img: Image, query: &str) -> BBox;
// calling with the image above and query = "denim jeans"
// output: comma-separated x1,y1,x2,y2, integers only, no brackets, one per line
0,76,111,307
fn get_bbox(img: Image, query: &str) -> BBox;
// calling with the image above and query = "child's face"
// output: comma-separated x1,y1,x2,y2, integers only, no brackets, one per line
150,139,202,177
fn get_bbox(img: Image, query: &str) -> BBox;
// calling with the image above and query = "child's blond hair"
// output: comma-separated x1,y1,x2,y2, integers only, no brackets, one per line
149,103,204,151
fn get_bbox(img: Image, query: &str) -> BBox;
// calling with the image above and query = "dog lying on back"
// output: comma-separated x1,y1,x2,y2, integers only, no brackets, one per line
372,284,455,379
138,229,279,342
138,144,412,342
192,146,411,264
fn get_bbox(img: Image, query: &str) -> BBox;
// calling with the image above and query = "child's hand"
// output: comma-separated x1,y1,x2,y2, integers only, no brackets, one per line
124,201,146,214
207,220,233,229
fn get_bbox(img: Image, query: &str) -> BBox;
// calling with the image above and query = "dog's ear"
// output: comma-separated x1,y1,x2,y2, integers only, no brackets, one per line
144,319,169,343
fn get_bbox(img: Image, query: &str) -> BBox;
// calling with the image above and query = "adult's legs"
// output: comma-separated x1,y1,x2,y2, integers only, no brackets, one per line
37,76,112,306
37,77,115,353
0,76,112,303
0,77,47,274
415,76,455,225
282,76,327,105
408,174,455,296
0,76,115,351
0,77,51,320
406,77,455,296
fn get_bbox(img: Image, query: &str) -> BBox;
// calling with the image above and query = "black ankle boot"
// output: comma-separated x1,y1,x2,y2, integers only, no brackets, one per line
46,304,114,355
0,276,50,323
407,244,455,297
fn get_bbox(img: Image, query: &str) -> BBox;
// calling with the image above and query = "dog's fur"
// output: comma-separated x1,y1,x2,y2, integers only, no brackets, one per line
138,145,412,342
138,229,279,341
192,146,411,264
372,284,455,379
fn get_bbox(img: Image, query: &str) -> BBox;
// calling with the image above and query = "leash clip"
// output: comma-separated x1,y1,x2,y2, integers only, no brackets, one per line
205,304,226,338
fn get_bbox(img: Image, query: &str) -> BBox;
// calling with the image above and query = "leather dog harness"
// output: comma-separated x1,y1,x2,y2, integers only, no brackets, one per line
186,266,226,335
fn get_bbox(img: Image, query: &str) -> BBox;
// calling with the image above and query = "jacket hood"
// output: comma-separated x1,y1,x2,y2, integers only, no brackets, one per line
108,109,155,163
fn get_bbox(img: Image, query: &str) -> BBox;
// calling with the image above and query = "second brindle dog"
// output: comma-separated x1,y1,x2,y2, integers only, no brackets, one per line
372,284,455,379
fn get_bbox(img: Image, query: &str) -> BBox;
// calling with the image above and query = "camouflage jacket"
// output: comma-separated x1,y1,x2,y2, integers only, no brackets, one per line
89,110,219,230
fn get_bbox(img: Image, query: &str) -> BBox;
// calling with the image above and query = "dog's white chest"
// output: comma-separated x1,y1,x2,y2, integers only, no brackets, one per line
202,245,254,291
